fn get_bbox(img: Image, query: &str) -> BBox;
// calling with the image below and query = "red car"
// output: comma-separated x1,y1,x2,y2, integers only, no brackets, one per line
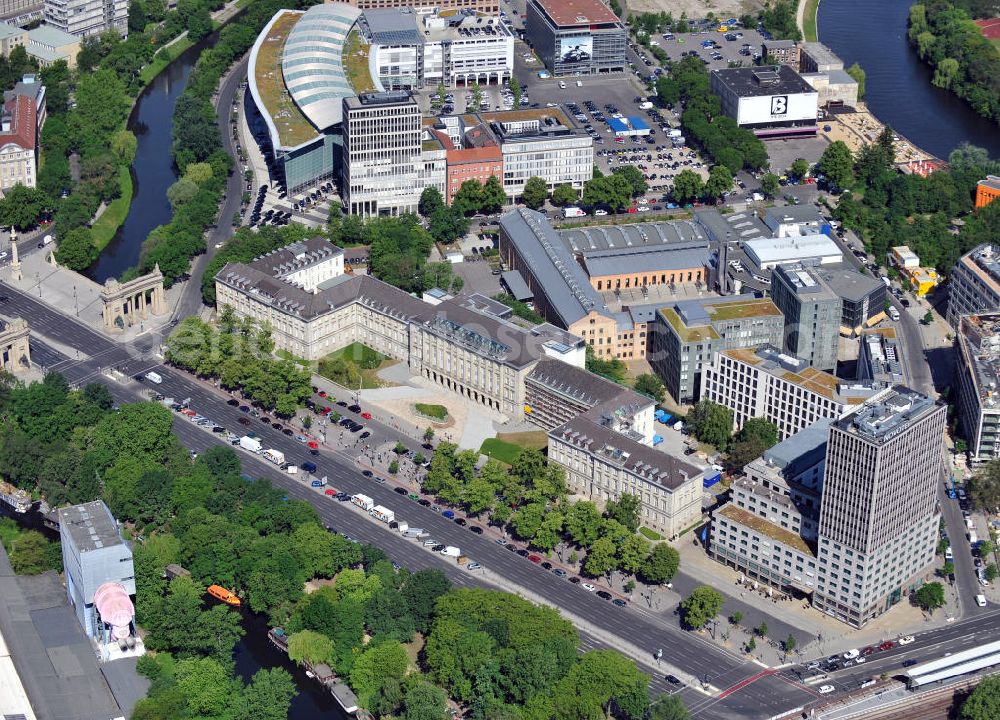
318,390,327,398
878,641,894,651
528,555,541,564
361,411,372,420
307,441,319,449
324,488,336,496
862,646,876,656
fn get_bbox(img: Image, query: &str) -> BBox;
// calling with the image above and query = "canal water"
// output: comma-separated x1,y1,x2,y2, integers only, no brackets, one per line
0,503,343,718
818,0,1000,160
87,35,214,283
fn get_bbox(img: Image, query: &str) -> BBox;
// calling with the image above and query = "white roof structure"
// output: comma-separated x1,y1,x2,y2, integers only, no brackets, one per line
282,3,362,130
743,233,843,270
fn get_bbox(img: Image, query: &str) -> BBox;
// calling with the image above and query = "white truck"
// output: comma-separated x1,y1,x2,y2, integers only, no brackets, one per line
562,206,586,218
639,101,654,109
263,448,285,465
239,436,263,454
440,546,461,558
887,306,900,321
370,505,395,524
145,371,163,384
402,527,424,538
667,129,682,138
394,521,409,534
352,493,375,512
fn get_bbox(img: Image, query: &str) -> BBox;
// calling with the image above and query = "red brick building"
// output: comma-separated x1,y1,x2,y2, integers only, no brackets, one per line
431,124,503,204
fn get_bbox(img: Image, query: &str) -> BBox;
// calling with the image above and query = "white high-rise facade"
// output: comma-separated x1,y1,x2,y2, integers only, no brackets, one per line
44,0,128,38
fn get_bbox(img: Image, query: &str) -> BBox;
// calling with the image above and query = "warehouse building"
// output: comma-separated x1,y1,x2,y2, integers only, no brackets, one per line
710,65,818,137
742,233,843,271
525,0,626,76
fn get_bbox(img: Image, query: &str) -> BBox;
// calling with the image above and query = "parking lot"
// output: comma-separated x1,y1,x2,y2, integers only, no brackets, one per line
650,26,769,72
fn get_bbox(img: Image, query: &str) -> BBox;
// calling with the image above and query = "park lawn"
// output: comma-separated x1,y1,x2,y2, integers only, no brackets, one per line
639,527,662,541
90,167,133,252
326,342,387,369
140,35,195,85
414,403,448,421
480,431,548,464
803,0,819,42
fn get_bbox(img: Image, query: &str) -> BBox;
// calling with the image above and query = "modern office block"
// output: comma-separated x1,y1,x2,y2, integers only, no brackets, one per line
947,244,1000,327
43,0,127,38
813,387,946,627
525,0,626,76
955,312,1000,465
771,264,841,372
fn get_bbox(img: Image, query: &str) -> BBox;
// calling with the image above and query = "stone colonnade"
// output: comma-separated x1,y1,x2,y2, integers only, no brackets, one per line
101,265,167,332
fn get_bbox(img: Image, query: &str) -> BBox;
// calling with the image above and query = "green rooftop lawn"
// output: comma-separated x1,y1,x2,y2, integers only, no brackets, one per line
254,11,319,148
707,299,781,321
659,307,720,343
344,28,375,94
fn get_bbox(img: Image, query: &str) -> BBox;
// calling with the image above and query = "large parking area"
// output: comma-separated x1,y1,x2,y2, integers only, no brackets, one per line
649,26,769,72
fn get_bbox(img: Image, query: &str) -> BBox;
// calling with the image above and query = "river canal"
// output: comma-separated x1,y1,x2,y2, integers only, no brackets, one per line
818,0,1000,160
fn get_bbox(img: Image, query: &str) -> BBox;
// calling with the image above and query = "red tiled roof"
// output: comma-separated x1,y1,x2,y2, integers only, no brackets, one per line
448,145,502,165
534,0,619,28
0,95,35,152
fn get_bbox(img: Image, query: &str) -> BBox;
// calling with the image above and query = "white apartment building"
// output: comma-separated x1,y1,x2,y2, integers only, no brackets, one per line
342,91,445,217
43,0,127,38
700,345,878,440
0,94,36,195
363,8,514,89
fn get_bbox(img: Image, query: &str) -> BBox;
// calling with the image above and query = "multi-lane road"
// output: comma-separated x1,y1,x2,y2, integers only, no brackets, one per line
0,281,817,719
1,220,992,719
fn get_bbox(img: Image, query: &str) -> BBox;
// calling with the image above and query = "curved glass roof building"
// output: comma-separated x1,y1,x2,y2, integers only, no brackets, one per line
282,3,362,131
248,3,375,192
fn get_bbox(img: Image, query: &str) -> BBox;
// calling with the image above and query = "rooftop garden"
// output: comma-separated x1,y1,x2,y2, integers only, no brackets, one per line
253,11,319,148
344,28,375,94
707,299,782,321
718,504,814,556
659,307,720,343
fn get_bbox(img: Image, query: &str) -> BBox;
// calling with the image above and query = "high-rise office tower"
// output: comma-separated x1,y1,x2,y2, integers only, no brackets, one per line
813,386,945,627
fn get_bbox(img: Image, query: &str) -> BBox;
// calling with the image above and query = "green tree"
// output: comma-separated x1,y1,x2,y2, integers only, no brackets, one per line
532,510,566,553
481,175,507,214
941,561,955,577
634,373,665,402
453,179,484,215
401,569,451,633
350,641,409,707
759,173,779,198
679,586,724,629
846,62,866,99
789,158,810,179
175,656,241,718
112,129,138,165
404,680,448,720
511,502,546,540
10,530,55,574
612,164,648,196
672,169,704,203
728,611,742,625
552,650,649,720
735,417,779,447
913,581,946,612
932,57,960,90
756,621,768,638
551,183,579,206
650,694,691,720
428,206,469,244
817,140,855,189
640,543,680,584
960,675,1000,720
521,176,549,209
0,185,50,230
986,564,998,582
419,186,444,217
166,177,200,210
704,164,733,201
565,500,604,547
618,534,650,575
288,629,335,666
583,536,619,578
54,227,97,271
242,668,296,720
605,494,642,531
509,75,522,107
784,634,796,654
582,173,632,211
687,400,733,450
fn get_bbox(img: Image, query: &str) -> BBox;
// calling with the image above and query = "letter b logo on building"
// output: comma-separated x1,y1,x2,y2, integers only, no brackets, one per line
771,95,788,115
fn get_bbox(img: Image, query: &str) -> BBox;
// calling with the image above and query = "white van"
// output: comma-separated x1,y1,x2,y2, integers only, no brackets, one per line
976,594,987,607
145,371,163,384
558,80,566,89
887,306,900,321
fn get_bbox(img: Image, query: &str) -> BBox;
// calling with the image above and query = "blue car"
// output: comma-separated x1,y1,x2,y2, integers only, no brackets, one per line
442,510,455,519
948,489,957,499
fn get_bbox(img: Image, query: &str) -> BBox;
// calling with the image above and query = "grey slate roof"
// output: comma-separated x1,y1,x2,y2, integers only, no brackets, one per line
814,264,882,303
500,270,533,301
528,357,648,408
764,204,824,227
695,208,769,243
59,501,125,553
560,219,706,254
581,241,710,277
362,8,422,45
499,208,607,327
763,418,832,472
550,415,704,491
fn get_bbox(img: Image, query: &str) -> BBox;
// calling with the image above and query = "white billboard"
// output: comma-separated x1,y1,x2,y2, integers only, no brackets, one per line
559,37,592,65
737,92,818,126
